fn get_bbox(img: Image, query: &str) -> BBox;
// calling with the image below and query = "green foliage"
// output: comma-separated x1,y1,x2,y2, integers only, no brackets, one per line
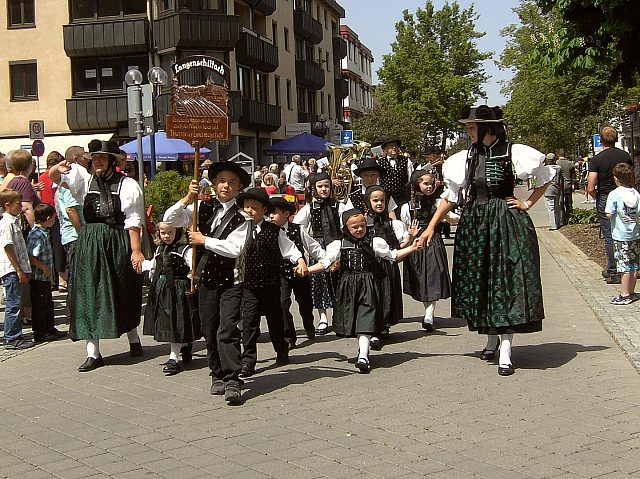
375,1,491,151
144,171,192,222
351,105,424,152
567,207,598,225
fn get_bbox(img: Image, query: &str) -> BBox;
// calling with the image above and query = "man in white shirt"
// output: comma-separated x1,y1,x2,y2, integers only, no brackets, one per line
283,155,307,193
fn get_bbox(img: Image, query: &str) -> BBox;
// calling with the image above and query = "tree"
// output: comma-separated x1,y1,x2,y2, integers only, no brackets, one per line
351,106,424,152
375,1,491,152
533,0,640,86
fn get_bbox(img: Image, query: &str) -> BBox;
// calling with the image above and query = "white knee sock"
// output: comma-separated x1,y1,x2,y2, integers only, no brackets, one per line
126,328,140,344
86,339,100,359
499,334,513,367
423,301,435,324
318,309,328,326
485,334,499,351
358,335,371,360
169,343,182,361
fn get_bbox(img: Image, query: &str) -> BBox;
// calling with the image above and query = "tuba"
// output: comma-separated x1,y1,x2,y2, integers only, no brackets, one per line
326,140,371,203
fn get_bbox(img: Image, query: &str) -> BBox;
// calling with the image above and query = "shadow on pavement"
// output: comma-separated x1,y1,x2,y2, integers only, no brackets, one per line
513,342,610,370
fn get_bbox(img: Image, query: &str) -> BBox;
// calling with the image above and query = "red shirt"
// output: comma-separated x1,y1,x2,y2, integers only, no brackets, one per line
38,171,56,206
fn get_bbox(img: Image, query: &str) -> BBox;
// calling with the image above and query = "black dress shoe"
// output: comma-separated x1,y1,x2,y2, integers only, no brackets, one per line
355,357,371,374
129,342,143,357
498,364,515,376
305,328,315,340
78,355,104,372
287,338,297,350
275,354,290,366
422,322,434,333
240,364,255,377
162,359,182,375
180,343,193,364
480,348,497,360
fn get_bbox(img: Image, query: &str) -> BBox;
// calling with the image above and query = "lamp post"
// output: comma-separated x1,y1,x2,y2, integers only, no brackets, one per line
147,67,169,180
124,68,145,190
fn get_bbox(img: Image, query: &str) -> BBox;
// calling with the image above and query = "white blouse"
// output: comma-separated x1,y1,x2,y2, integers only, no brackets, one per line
324,236,398,265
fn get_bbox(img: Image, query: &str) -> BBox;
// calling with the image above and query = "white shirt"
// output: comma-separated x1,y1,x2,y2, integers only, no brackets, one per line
324,236,399,266
282,220,332,269
61,163,91,205
285,163,307,191
142,245,193,276
0,212,31,277
293,201,349,229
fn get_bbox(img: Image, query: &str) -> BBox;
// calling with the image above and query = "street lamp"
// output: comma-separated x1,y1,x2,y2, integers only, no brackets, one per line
147,67,169,180
124,68,145,189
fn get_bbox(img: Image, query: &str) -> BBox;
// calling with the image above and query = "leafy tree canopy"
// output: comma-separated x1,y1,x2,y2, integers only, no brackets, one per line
351,105,424,152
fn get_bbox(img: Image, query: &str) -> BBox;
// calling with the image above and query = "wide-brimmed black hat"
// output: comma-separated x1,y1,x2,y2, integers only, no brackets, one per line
208,160,251,189
237,187,273,213
270,196,297,215
380,138,402,149
353,158,385,177
458,105,504,124
88,140,121,158
423,145,442,156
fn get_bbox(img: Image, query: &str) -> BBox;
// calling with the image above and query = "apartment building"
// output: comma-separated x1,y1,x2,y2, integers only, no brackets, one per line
0,0,347,162
339,24,373,124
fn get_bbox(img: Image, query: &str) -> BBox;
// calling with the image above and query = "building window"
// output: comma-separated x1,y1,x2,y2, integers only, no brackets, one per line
237,65,252,99
272,21,278,48
320,92,325,114
307,90,316,114
8,0,35,28
295,38,304,61
9,61,38,101
318,48,323,66
255,72,268,103
71,0,146,21
286,80,292,110
316,4,320,21
284,27,290,52
178,0,224,11
274,76,281,106
72,56,147,95
326,52,330,72
297,87,305,113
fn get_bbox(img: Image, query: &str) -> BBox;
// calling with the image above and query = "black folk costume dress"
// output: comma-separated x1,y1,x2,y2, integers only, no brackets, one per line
328,237,395,337
400,196,451,302
142,242,202,343
68,173,144,340
378,156,413,205
292,199,345,310
367,213,408,327
442,141,552,334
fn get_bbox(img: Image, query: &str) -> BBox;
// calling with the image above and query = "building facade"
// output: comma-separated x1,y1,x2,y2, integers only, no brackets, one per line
0,0,348,163
339,24,373,124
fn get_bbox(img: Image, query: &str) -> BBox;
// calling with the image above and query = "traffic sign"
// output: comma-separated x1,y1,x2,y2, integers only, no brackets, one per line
593,134,602,148
29,120,44,140
341,130,353,145
31,139,45,157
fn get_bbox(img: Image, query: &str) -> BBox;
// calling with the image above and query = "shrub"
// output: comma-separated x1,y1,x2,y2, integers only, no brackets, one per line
567,207,599,225
144,171,192,223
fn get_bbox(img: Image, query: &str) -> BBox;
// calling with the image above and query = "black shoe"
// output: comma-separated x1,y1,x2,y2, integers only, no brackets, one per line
605,274,621,284
480,348,497,360
162,359,182,375
180,343,193,364
78,355,104,372
315,322,328,336
287,338,297,350
498,364,515,376
224,381,242,405
240,364,255,377
276,354,290,366
3,337,35,350
129,342,143,357
369,337,382,351
355,357,371,374
422,322,434,333
210,378,225,395
305,328,315,340
38,329,68,342
602,269,609,278
379,327,390,338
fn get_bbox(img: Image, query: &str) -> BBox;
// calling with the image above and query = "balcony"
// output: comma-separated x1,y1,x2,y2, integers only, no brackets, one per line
295,60,325,90
334,77,348,99
244,0,276,16
238,99,281,132
63,18,148,57
332,36,347,60
154,13,239,52
236,31,279,73
293,10,322,45
67,94,128,131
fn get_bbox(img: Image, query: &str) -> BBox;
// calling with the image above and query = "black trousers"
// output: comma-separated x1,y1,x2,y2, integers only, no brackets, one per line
562,188,573,225
280,274,314,341
198,283,243,382
242,286,287,367
30,279,54,340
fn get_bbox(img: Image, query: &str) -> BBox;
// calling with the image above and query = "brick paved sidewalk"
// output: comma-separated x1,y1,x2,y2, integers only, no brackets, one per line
1,199,639,478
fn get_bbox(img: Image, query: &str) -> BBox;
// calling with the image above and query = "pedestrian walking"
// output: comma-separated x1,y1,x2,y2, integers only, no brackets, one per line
557,149,576,224
544,153,563,230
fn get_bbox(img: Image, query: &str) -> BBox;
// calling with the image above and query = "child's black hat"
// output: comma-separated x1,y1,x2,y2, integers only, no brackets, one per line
237,187,273,213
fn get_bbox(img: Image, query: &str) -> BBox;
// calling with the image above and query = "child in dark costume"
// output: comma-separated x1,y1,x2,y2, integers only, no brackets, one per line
142,220,201,375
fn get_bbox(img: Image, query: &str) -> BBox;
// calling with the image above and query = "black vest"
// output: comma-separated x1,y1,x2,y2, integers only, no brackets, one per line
466,141,516,205
309,199,341,243
152,243,190,284
340,238,373,273
244,220,282,289
197,201,247,288
281,222,304,280
368,216,400,250
378,156,409,200
83,174,126,226
408,195,439,231
348,189,366,212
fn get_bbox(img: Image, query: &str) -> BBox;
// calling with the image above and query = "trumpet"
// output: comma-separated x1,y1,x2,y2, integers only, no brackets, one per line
327,140,372,203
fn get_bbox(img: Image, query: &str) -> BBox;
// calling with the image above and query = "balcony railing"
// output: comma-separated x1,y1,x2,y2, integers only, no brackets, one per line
332,36,347,60
295,60,325,90
154,12,240,52
243,0,276,16
63,18,148,57
293,10,322,45
67,94,128,131
238,99,281,132
334,77,348,99
236,31,279,73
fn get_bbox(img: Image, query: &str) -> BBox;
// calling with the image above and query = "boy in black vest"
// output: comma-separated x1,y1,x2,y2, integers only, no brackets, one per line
346,158,398,215
164,161,252,405
270,196,333,349
237,189,307,377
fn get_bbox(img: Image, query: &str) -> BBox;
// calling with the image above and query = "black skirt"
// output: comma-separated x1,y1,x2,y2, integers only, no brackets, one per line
332,272,383,337
403,233,451,302
379,260,403,326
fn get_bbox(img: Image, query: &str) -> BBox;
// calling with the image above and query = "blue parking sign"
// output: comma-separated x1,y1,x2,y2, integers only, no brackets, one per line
593,134,602,148
341,130,353,145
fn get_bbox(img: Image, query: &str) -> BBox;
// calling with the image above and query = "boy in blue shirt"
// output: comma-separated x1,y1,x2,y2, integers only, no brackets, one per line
605,163,640,305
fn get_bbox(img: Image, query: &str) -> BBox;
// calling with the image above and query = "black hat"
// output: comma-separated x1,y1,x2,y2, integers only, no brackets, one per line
236,187,273,213
270,196,297,215
423,145,441,156
458,105,504,124
353,158,385,177
208,160,251,189
380,138,402,149
311,171,331,184
88,140,121,158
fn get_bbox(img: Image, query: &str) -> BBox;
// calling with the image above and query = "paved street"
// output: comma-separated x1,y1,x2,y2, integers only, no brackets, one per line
1,192,639,479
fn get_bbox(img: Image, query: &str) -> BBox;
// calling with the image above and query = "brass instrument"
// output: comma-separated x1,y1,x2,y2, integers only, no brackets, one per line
327,140,371,203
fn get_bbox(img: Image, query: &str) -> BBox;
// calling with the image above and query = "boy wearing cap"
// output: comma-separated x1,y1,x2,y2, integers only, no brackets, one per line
377,138,414,210
346,158,397,214
164,161,253,404
236,188,308,377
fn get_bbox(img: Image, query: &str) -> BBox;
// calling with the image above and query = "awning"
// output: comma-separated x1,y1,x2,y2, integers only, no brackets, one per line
0,133,114,170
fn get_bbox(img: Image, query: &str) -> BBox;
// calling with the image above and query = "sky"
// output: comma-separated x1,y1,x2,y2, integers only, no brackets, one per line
339,0,521,106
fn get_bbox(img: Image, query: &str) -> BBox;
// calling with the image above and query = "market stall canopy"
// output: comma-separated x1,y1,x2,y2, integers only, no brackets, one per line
263,132,328,156
120,131,210,161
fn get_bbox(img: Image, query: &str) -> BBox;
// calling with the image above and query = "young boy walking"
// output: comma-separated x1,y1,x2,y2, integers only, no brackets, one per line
605,163,640,305
27,204,67,342
0,189,34,349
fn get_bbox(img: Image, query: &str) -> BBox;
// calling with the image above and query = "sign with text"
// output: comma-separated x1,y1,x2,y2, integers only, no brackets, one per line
285,122,312,136
341,130,354,145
